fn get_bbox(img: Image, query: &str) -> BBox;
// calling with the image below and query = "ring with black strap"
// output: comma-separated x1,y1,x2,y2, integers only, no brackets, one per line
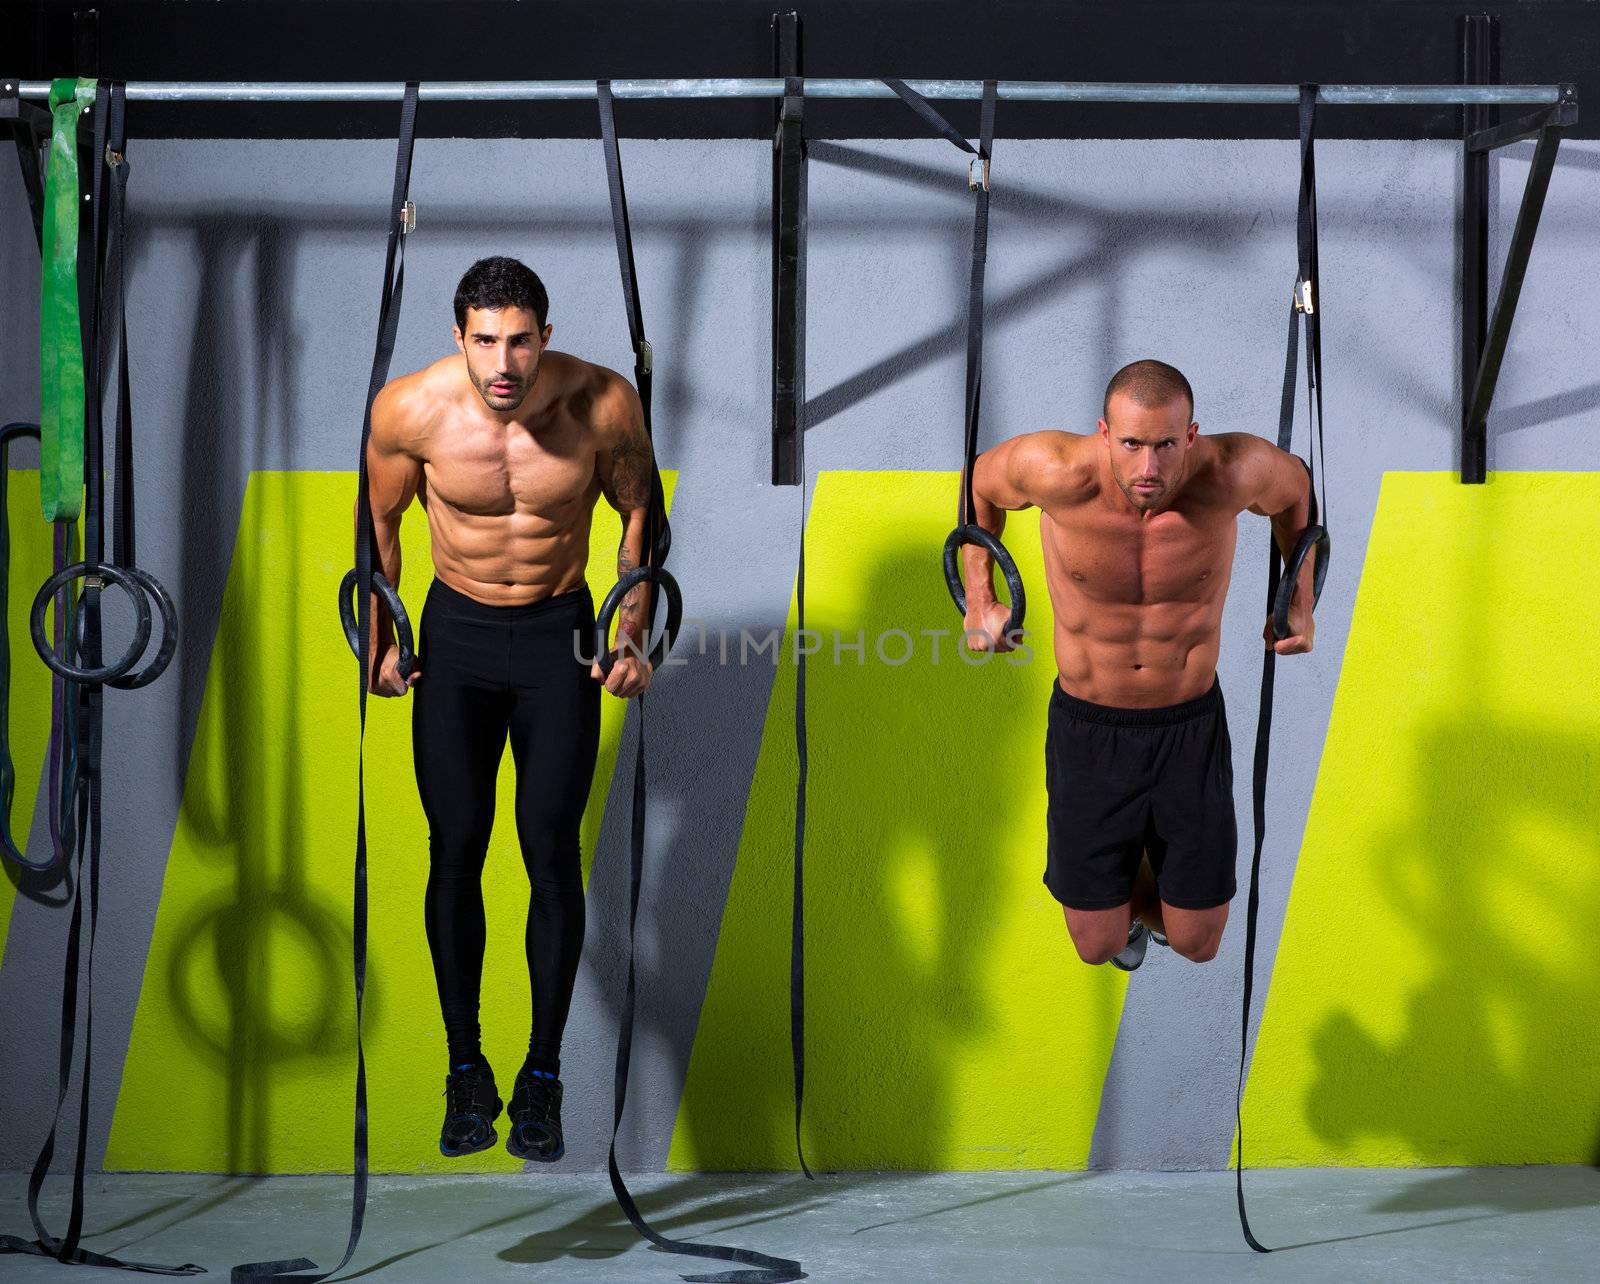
593,80,682,684
29,561,151,685
881,78,1026,642
337,567,415,681
1270,467,1330,642
232,80,421,1284
26,82,180,693
1236,83,1334,1255
595,79,802,1284
0,79,202,1278
593,563,683,679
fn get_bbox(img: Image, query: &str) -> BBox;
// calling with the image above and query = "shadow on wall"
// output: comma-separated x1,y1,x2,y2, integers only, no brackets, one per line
672,546,1021,1165
670,476,1120,1171
156,220,360,1175
1305,710,1600,1167
1289,474,1600,1171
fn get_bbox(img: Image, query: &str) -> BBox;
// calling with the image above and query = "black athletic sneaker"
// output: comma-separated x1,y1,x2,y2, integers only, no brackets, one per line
507,1069,565,1162
439,1063,503,1157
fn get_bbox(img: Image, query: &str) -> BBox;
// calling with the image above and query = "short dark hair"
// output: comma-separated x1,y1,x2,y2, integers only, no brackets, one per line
453,256,549,331
1102,359,1194,421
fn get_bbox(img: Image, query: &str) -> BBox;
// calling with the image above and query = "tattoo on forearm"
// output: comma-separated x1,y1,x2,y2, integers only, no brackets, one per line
616,535,648,653
607,429,654,513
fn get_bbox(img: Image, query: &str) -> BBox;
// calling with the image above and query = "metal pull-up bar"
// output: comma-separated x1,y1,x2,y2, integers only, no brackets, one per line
8,78,1573,106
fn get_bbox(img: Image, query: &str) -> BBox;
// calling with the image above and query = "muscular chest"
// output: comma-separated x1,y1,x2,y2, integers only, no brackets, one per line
424,420,595,518
1047,505,1237,605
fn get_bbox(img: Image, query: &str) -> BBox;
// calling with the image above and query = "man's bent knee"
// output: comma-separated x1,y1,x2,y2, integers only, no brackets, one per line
1063,905,1132,966
1072,935,1126,966
1167,931,1222,963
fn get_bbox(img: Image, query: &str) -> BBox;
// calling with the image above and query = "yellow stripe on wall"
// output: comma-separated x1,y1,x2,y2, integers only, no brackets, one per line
669,471,1125,1172
107,470,667,1173
1242,472,1600,1165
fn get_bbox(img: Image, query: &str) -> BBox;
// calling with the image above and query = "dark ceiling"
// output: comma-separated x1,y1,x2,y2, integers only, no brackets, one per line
8,1,1596,139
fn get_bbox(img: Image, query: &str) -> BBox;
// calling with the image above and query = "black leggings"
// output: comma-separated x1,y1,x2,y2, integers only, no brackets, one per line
412,578,601,1071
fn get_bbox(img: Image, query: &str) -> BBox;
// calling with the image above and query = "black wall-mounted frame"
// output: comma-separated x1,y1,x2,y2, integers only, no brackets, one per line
1458,14,1576,483
771,10,806,487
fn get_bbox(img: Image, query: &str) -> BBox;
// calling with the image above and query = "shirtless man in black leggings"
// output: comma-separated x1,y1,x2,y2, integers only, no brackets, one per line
962,360,1317,972
365,256,655,1161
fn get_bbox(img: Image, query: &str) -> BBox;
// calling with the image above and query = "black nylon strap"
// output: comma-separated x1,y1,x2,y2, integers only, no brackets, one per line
962,83,995,528
0,425,77,875
879,80,1010,566
596,81,669,570
775,73,816,1187
608,705,804,1284
231,82,418,1284
880,80,977,154
105,85,134,571
596,80,799,1284
1236,83,1322,1256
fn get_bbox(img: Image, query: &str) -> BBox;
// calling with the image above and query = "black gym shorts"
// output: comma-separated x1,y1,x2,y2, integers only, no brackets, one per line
1043,678,1238,912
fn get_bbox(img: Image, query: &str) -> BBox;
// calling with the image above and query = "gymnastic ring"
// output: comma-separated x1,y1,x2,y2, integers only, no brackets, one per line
338,567,416,681
30,561,153,685
942,524,1026,640
594,565,683,679
1271,524,1330,641
107,566,179,690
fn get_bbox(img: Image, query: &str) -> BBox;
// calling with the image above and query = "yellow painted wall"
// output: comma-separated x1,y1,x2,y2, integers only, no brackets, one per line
0,470,67,960
668,472,1125,1171
1242,472,1600,1164
107,470,669,1173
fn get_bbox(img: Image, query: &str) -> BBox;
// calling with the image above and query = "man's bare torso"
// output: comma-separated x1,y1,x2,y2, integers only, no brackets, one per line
378,351,615,607
1038,432,1252,707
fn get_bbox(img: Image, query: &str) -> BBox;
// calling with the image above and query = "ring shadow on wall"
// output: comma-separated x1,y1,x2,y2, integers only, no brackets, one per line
672,479,1120,1174
1241,471,1600,1213
159,218,362,1176
1307,714,1600,1174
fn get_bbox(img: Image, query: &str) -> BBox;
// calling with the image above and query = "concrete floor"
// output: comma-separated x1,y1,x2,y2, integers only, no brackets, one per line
3,1167,1597,1282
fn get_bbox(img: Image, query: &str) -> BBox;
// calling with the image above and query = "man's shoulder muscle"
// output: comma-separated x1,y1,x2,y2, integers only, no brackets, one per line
1019,430,1097,507
560,355,639,444
372,358,457,456
1197,432,1273,500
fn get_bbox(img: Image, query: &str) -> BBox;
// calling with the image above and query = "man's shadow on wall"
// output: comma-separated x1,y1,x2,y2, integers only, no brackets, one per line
1300,463,1600,1214
659,538,1057,1172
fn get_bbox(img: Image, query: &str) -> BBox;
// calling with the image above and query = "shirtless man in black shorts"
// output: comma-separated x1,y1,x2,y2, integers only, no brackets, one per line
364,256,656,1160
962,359,1316,971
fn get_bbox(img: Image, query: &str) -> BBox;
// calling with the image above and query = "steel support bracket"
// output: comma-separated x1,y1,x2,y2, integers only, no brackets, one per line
771,10,807,486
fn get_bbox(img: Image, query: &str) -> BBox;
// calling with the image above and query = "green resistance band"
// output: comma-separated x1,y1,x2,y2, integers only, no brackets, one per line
40,77,95,525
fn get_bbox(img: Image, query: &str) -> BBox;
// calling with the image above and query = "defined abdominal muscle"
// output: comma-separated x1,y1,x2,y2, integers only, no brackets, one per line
426,504,595,606
1051,606,1223,707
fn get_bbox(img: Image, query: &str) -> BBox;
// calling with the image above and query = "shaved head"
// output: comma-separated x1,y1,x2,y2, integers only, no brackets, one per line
1103,359,1194,422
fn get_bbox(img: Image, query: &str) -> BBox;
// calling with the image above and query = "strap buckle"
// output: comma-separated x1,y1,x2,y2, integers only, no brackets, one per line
1294,277,1315,315
968,156,990,192
399,200,416,235
636,338,653,375
83,572,104,591
104,144,124,168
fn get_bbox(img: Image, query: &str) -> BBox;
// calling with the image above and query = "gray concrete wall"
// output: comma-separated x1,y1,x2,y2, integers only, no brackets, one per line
1,130,1596,1175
